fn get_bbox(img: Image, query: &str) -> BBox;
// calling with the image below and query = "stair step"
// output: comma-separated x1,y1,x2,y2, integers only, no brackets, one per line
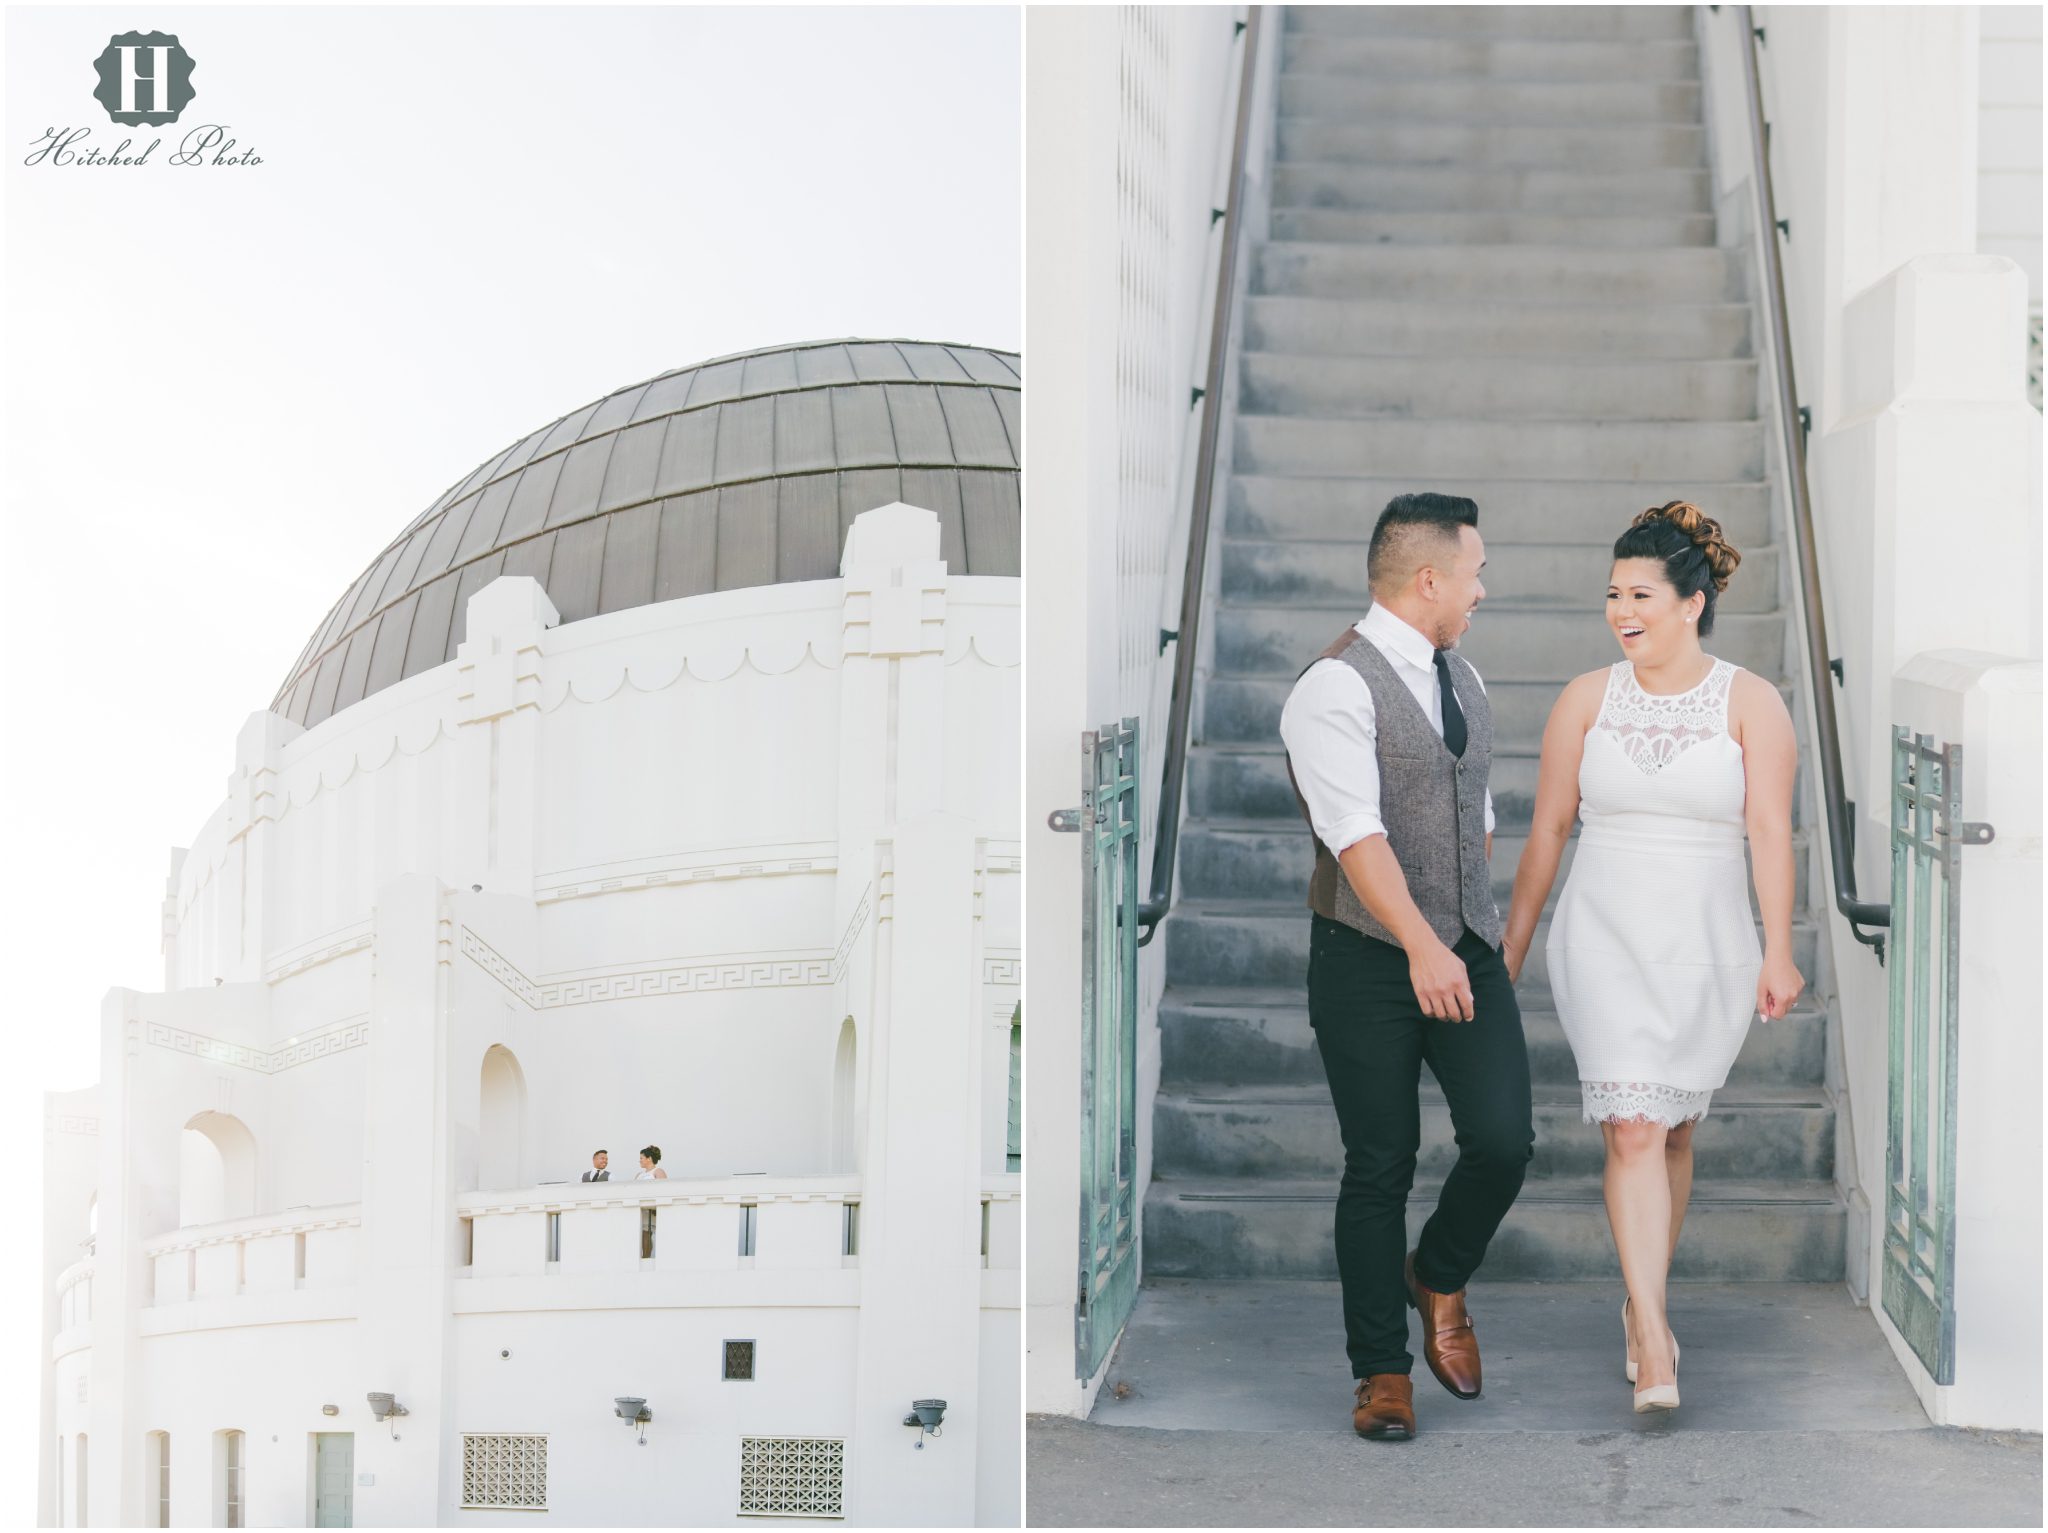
1286,6,1695,42
1241,353,1759,423
1280,35,1700,84
1142,1176,1846,1281
1222,537,1782,609
1200,674,1795,749
1245,294,1750,360
1235,415,1764,481
1227,475,1770,542
1176,818,1813,909
1274,163,1712,217
1214,603,1784,681
1158,988,1828,1092
1279,74,1704,126
1268,206,1716,250
1187,741,1806,832
1256,242,1735,303
1275,118,1708,171
1154,1084,1836,1182
1160,902,1819,991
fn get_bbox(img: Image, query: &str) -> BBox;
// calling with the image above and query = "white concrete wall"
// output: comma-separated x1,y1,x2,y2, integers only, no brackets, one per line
1978,5,2044,303
1024,3,1254,1417
1716,6,2044,1430
47,504,1021,1523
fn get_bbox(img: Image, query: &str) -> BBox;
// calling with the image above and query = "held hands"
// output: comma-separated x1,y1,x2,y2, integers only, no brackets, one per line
1757,950,1805,1023
1410,938,1476,1022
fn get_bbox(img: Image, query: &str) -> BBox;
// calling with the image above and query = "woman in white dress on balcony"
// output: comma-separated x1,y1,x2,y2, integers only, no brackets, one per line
1500,502,1805,1416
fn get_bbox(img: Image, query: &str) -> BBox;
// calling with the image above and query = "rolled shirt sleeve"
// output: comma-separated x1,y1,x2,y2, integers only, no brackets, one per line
1278,661,1385,856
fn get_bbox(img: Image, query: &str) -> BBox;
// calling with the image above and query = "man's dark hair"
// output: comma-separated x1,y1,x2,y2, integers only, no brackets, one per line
1366,492,1479,597
593,1148,608,1158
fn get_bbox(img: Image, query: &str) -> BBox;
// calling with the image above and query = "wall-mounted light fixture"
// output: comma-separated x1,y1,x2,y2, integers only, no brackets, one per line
366,1392,409,1440
321,1405,339,1418
614,1396,652,1446
902,1398,947,1449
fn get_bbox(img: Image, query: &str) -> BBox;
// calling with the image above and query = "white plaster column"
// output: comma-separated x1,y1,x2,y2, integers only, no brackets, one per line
849,813,983,1525
352,873,457,1525
1890,654,2043,1431
219,711,299,984
453,578,557,898
835,502,951,1184
85,990,143,1528
1022,2,1121,1420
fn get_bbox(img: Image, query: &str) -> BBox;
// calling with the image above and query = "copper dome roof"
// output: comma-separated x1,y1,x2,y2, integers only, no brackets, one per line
275,338,1020,728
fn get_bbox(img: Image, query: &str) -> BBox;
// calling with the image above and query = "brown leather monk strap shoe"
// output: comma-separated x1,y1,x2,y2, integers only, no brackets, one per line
1352,1373,1415,1440
1405,1250,1482,1399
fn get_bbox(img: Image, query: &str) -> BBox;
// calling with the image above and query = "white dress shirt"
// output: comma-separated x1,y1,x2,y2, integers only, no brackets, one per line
1278,603,1496,857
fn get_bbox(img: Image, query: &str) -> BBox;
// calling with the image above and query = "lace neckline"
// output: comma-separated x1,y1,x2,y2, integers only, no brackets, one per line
1596,657,1736,775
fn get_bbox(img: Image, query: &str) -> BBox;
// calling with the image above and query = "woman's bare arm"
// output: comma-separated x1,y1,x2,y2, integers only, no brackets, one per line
1502,671,1602,979
1735,670,1803,1019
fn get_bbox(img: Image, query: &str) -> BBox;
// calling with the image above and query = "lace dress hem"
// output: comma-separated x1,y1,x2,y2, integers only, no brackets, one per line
1580,1080,1713,1128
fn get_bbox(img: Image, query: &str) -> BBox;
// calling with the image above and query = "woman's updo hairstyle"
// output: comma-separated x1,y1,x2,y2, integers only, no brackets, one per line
1611,500,1742,638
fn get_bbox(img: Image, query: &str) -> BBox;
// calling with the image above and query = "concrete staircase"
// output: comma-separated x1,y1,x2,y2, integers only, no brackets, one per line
1145,3,1847,1283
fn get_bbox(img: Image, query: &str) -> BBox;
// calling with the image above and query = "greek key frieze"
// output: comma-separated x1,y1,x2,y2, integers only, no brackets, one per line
141,1017,369,1074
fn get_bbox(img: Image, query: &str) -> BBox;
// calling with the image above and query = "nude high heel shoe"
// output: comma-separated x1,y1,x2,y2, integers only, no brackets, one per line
1624,1298,1681,1412
1622,1295,1679,1384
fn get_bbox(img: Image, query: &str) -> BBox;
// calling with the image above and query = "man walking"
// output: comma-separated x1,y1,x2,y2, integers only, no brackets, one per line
1278,492,1534,1440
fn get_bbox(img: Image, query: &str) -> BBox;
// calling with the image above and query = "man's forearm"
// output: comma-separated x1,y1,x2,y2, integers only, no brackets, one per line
1336,834,1441,951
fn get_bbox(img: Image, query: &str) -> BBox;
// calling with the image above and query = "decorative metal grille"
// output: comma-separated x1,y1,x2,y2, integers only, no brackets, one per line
2028,304,2041,412
1883,730,1968,1382
724,1339,756,1381
461,1434,548,1510
738,1436,844,1519
1077,719,1141,1378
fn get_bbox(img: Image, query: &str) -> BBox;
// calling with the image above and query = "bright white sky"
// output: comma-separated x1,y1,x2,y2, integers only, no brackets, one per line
0,4,1017,1489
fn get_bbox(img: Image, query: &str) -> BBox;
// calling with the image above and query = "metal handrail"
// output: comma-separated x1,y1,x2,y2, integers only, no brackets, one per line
1735,6,1889,960
1136,6,1263,948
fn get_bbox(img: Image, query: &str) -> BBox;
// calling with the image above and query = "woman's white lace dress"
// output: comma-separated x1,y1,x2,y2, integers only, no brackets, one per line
1547,658,1763,1126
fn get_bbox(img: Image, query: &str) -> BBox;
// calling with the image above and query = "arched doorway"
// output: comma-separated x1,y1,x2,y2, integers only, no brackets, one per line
479,1045,528,1189
179,1113,256,1227
832,1018,858,1172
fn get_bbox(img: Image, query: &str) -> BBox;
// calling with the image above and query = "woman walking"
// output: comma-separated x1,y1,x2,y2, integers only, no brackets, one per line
1501,502,1805,1414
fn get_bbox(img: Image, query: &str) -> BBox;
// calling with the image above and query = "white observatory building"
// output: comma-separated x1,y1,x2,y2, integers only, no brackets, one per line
38,340,1023,1527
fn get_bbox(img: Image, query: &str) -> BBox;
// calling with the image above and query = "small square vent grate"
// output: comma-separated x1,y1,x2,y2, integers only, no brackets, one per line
724,1338,756,1381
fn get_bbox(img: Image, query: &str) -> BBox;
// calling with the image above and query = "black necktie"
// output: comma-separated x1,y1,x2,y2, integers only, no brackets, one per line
1434,650,1467,758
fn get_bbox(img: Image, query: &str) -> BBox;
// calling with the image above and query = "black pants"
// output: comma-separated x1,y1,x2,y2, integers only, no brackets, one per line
1307,915,1533,1380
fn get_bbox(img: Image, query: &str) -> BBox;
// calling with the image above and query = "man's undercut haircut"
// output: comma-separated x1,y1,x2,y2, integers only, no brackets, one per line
1367,492,1479,598
595,1149,608,1157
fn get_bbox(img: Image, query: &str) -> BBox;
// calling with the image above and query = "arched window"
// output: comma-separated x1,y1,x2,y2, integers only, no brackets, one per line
479,1045,527,1189
179,1114,256,1227
147,1431,170,1528
215,1429,245,1527
832,1018,858,1172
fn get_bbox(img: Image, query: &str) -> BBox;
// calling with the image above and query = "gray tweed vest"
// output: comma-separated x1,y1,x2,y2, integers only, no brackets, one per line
1285,626,1502,950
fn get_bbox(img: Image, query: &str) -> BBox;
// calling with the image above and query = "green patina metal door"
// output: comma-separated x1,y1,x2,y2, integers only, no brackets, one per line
1077,719,1141,1379
1883,729,1990,1383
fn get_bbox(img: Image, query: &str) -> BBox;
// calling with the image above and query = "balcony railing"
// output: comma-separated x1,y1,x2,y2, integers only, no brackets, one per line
141,1203,361,1307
